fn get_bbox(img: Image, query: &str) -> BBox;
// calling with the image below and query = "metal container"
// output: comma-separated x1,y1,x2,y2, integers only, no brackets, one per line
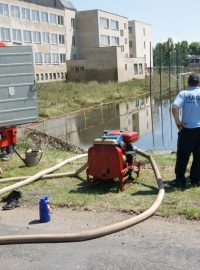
0,46,38,128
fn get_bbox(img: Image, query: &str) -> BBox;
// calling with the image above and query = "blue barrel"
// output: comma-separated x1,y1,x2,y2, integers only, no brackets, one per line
39,196,51,223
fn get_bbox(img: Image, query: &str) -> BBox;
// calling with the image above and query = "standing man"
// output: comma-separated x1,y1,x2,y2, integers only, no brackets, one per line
171,73,200,189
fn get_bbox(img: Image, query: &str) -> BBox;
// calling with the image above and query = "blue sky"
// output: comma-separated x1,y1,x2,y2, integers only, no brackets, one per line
72,0,200,46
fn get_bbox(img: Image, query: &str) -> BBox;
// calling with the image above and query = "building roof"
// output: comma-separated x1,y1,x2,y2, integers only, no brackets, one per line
128,20,152,26
187,55,200,59
60,0,76,10
77,9,128,19
21,0,76,10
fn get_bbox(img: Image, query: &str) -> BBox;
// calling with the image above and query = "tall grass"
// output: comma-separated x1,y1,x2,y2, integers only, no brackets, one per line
37,73,178,118
37,79,148,117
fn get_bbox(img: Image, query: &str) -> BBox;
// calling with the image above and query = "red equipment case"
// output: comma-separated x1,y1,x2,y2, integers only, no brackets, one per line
87,145,124,180
0,127,17,148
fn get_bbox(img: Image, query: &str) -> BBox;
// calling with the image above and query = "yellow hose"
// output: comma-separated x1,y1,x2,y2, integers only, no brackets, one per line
0,148,164,245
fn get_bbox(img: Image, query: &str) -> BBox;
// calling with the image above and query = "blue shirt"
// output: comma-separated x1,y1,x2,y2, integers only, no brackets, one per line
172,86,200,128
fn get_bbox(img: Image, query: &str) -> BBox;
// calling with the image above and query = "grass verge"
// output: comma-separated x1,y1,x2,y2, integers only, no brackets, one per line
0,147,200,220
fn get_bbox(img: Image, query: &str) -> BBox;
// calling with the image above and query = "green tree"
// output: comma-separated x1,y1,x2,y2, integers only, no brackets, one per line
176,41,189,66
188,42,200,55
162,38,174,66
153,42,163,67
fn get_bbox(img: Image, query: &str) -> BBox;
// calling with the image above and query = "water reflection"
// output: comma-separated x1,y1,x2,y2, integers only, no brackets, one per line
33,95,178,151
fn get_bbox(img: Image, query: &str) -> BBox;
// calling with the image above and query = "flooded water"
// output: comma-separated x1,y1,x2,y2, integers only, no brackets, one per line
32,95,178,151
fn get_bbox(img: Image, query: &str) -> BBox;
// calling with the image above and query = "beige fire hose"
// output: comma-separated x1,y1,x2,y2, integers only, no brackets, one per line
0,154,87,196
0,148,164,245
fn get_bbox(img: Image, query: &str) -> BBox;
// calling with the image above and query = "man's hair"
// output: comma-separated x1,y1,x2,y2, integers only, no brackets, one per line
188,73,200,86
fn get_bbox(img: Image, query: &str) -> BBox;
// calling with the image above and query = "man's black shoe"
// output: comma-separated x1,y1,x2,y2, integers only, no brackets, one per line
169,179,186,190
1,190,22,202
2,198,20,210
191,180,200,187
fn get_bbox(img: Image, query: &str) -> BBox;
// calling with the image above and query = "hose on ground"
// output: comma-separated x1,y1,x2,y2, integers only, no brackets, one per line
0,154,87,196
0,148,164,245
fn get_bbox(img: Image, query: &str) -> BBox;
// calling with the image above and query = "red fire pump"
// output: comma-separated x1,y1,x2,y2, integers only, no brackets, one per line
87,130,141,191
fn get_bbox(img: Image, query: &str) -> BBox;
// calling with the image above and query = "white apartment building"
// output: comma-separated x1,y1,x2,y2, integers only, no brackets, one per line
128,20,152,70
0,0,77,82
76,10,129,58
67,10,146,82
0,1,152,83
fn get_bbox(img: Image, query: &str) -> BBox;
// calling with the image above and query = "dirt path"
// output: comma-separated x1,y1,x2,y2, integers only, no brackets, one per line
0,205,200,270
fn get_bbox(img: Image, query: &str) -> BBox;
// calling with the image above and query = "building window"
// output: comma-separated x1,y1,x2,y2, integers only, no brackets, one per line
73,54,77,60
70,67,75,71
110,20,119,30
111,36,119,46
120,30,124,36
49,13,57,24
32,10,40,22
11,5,20,18
143,28,146,36
129,40,132,48
134,64,138,74
41,74,44,80
60,54,66,63
0,3,9,17
33,31,41,43
51,33,58,44
71,18,75,28
52,53,59,64
61,72,64,79
53,73,56,79
35,53,43,64
58,15,64,25
45,73,48,80
125,64,127,71
12,29,22,43
72,36,76,47
75,67,79,72
100,35,110,46
23,30,32,43
144,41,146,49
42,32,50,44
80,66,84,71
44,53,51,64
41,12,48,23
36,74,39,81
57,73,60,78
139,64,143,74
100,17,109,28
21,8,30,20
49,73,52,80
0,27,11,41
59,34,65,44
128,27,132,34
125,38,128,45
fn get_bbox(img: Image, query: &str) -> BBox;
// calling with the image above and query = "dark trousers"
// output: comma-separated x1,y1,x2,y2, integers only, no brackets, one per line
175,127,200,185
